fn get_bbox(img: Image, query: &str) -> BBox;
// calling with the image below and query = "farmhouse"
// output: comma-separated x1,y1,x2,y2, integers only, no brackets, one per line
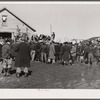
0,7,36,40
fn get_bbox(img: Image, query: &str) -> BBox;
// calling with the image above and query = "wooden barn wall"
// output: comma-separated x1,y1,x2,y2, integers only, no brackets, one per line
0,10,35,39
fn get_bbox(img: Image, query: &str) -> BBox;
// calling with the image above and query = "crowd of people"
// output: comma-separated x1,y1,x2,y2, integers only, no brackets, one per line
0,34,100,78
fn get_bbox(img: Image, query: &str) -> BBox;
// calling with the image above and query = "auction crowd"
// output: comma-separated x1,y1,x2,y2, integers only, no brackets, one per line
0,33,100,77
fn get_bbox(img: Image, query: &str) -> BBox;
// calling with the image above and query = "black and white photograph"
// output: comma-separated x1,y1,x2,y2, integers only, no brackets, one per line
0,1,100,91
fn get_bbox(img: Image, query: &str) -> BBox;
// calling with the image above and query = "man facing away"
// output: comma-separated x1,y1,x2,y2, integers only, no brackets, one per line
40,42,48,63
14,38,31,77
48,41,55,64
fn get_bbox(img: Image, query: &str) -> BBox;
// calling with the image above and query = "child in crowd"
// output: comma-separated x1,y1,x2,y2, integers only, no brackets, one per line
0,57,12,76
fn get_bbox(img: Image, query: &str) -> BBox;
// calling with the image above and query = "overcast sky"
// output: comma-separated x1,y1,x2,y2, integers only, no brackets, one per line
0,3,100,42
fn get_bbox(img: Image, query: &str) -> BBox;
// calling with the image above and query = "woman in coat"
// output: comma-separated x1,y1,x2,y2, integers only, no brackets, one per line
15,39,31,77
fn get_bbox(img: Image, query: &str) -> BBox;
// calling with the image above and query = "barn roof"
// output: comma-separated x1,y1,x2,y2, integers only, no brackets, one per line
0,7,36,32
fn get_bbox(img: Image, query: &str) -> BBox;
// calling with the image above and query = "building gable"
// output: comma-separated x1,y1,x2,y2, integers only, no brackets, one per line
0,7,36,40
0,8,36,33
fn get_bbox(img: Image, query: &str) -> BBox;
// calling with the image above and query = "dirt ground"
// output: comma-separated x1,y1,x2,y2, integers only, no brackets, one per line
0,61,100,89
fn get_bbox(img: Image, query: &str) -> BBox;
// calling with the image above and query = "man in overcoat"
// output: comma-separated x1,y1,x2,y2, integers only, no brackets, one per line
61,42,71,65
15,39,31,77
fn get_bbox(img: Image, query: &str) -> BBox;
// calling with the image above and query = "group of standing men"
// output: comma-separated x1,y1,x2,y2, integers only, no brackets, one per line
30,40,100,66
0,37,100,77
0,38,57,77
0,38,31,77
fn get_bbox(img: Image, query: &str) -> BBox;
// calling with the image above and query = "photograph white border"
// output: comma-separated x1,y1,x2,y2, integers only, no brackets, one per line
0,1,99,99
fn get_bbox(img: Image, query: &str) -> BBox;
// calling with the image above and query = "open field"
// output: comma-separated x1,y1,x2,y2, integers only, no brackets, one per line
0,61,99,89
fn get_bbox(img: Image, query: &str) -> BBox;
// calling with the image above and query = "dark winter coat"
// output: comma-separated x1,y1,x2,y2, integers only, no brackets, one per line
30,43,36,51
35,42,41,60
0,44,2,58
15,42,31,67
62,44,70,61
11,43,18,57
40,43,48,53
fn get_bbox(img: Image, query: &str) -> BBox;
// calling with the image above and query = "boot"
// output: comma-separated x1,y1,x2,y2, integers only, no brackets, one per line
24,72,28,77
6,68,10,77
16,73,20,78
24,67,29,77
16,68,21,77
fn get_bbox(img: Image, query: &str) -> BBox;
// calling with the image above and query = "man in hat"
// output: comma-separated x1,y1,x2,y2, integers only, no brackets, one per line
14,38,31,77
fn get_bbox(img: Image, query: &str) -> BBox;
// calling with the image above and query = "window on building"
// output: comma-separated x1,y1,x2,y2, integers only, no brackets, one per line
2,15,7,27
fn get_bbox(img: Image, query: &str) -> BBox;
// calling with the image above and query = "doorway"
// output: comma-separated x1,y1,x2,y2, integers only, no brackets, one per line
0,32,12,39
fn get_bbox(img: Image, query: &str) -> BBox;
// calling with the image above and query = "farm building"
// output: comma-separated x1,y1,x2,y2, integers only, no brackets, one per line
0,7,36,40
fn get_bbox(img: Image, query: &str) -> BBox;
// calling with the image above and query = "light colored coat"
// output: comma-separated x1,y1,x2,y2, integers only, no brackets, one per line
49,43,55,59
